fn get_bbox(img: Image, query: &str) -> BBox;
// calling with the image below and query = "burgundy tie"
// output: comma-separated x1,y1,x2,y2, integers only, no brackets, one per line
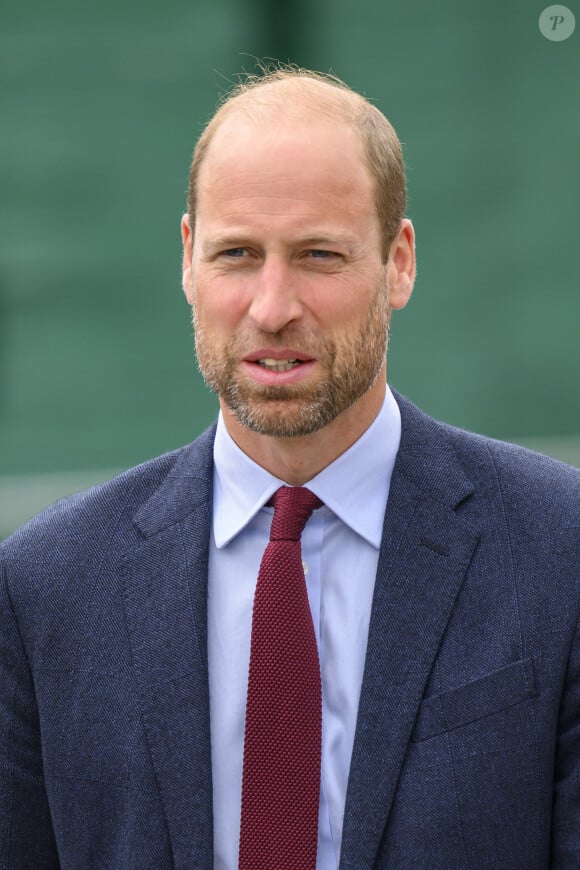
239,486,323,870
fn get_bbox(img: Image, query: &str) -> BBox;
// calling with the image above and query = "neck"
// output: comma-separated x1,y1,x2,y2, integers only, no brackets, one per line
220,377,386,485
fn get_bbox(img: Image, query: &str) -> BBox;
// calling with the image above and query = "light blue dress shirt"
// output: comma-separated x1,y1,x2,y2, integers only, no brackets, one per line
208,387,401,869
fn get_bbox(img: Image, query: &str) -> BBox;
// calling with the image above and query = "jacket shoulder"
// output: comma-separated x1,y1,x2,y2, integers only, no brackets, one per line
396,390,579,489
0,424,216,574
395,390,579,529
447,420,580,514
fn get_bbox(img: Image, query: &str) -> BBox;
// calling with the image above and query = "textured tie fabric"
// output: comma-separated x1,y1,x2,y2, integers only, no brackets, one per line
239,486,324,870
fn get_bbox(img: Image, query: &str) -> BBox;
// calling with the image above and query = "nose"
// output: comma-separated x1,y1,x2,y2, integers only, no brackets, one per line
247,257,303,334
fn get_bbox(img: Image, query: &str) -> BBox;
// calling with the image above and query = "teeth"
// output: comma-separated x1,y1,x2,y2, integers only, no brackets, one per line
257,358,302,372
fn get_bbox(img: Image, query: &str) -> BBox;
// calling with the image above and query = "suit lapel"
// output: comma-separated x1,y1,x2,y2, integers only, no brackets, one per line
119,428,216,870
339,397,480,869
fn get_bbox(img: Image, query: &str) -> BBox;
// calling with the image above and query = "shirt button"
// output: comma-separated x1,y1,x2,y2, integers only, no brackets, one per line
302,560,309,575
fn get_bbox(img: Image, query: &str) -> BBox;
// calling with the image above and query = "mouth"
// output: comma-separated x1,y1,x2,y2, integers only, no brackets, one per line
241,349,316,385
254,358,305,372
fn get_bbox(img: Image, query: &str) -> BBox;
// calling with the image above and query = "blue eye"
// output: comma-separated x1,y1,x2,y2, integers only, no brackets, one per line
223,248,247,258
309,250,334,258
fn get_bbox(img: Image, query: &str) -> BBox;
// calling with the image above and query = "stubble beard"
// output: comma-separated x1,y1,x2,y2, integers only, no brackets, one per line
192,285,391,438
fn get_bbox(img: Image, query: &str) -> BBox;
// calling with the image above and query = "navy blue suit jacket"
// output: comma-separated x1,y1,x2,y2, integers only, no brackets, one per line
1,393,579,868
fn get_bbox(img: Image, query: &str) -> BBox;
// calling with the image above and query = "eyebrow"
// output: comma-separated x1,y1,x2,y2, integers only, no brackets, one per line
296,235,358,249
202,233,359,256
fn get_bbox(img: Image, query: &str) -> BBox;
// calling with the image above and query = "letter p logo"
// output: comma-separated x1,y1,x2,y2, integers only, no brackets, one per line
539,5,576,40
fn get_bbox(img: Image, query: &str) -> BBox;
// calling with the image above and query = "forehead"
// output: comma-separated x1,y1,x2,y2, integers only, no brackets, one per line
195,112,377,229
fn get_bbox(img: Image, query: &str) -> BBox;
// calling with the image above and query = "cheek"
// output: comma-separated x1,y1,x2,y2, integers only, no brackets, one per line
194,275,247,329
323,276,383,327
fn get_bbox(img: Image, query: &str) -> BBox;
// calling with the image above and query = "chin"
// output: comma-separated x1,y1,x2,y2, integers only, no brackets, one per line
229,397,337,439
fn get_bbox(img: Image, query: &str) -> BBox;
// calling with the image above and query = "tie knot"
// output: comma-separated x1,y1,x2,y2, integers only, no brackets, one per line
269,486,323,541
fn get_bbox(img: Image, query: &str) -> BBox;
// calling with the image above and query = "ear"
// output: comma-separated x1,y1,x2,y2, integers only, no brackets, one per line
386,218,416,310
181,213,194,304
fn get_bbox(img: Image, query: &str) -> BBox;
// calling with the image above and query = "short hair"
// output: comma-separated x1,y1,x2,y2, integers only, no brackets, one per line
187,64,407,261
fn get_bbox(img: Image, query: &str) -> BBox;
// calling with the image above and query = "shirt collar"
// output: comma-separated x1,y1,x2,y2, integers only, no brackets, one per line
212,386,401,549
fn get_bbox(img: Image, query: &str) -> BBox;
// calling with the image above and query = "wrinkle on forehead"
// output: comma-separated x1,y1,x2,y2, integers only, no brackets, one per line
207,198,373,226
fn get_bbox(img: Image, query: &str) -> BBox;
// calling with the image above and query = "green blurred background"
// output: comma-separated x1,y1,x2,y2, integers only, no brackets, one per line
1,0,579,538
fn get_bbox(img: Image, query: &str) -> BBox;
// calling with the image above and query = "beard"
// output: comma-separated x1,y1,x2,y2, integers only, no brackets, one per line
193,282,391,438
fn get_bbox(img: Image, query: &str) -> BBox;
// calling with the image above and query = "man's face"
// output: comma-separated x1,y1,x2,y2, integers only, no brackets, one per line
184,112,392,439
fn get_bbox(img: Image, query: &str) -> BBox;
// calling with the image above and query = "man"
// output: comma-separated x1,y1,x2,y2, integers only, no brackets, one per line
1,67,579,869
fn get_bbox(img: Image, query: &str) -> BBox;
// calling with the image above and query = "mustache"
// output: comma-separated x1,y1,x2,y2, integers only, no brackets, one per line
194,319,332,359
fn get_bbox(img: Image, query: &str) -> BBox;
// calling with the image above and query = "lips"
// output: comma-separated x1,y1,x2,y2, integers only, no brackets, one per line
241,349,316,385
243,349,314,364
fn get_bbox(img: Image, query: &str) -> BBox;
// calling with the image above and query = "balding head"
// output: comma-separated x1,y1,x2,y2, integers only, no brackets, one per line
186,66,406,262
